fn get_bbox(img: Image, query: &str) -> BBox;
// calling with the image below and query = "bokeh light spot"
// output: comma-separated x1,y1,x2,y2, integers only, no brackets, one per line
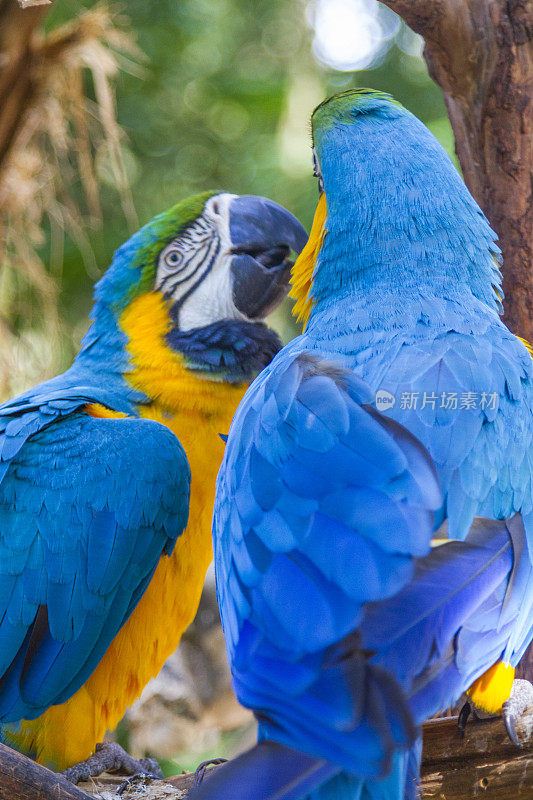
308,0,400,71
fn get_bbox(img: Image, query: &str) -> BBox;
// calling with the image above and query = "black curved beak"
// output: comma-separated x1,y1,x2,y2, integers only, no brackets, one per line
229,195,308,320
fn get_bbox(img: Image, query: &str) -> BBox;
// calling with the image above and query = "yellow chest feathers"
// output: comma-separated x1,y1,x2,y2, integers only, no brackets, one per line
119,290,248,535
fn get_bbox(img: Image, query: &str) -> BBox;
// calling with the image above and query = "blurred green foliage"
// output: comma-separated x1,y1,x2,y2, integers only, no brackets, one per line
42,0,454,363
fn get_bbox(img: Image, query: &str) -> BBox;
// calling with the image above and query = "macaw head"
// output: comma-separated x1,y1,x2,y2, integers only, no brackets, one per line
81,192,307,388
290,89,501,326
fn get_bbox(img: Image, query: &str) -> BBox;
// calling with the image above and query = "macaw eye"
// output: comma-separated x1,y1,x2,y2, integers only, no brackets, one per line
163,248,182,268
312,148,320,177
312,148,324,193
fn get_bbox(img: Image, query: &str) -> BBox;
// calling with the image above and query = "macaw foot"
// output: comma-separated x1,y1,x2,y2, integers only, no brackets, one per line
61,741,163,784
458,679,533,747
502,679,533,748
193,757,228,787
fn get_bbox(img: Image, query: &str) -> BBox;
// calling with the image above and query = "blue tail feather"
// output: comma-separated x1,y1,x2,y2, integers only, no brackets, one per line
188,741,340,800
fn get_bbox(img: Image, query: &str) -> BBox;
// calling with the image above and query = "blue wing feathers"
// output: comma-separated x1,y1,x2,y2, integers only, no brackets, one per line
213,353,441,783
361,526,513,688
0,388,190,721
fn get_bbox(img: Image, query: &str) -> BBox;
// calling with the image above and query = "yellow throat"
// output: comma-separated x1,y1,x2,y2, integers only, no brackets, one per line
289,193,327,327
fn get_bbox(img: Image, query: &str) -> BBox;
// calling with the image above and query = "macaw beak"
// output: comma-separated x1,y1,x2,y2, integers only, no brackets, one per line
229,195,308,320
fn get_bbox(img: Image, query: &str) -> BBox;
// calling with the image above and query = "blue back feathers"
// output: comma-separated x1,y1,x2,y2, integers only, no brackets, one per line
201,349,532,800
214,353,441,782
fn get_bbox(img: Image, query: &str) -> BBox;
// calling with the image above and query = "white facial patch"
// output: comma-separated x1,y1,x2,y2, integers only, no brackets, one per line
179,257,249,331
155,192,249,331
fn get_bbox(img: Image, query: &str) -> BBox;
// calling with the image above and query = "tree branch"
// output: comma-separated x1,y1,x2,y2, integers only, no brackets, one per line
0,742,92,800
378,0,447,38
2,713,532,799
69,715,533,799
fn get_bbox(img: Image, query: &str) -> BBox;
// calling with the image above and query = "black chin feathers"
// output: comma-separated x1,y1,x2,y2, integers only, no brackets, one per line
166,320,282,382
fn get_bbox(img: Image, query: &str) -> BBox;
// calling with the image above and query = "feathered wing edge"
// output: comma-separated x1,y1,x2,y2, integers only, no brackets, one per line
362,514,529,722
215,354,442,780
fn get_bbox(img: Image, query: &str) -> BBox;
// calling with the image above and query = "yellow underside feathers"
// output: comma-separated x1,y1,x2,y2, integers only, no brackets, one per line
85,403,128,418
467,661,515,713
289,193,327,327
120,292,248,417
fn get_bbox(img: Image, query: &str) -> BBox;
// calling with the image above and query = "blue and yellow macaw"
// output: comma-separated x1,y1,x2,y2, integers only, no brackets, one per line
189,91,533,800
0,191,307,778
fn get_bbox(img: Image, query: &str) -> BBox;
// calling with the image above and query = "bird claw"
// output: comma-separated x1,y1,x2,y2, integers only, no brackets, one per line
193,757,228,787
503,704,521,748
61,741,163,784
502,679,533,748
457,700,471,737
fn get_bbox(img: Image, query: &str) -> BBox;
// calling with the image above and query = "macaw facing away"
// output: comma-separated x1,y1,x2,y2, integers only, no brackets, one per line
0,191,307,780
189,90,533,800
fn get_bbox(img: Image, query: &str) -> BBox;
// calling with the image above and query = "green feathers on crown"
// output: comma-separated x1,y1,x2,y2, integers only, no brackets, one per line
94,191,217,313
312,89,403,140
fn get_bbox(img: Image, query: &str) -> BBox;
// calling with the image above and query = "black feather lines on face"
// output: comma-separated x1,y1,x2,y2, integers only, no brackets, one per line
166,319,282,383
157,214,221,317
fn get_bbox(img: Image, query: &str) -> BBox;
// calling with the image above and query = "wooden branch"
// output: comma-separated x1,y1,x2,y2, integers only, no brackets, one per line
69,715,533,800
422,715,533,798
377,1,457,41
0,742,92,800
78,768,217,796
1,713,531,799
379,0,533,342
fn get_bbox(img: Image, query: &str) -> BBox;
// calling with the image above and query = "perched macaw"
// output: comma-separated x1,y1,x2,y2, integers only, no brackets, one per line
0,191,307,779
189,91,533,800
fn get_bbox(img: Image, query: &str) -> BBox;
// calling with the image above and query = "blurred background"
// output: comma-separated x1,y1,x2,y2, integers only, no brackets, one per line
0,0,457,776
